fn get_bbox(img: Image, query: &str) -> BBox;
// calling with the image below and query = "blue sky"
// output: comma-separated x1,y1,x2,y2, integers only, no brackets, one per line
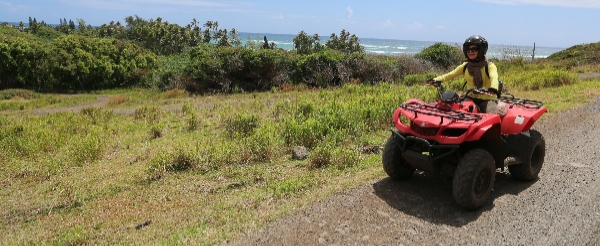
1,0,598,48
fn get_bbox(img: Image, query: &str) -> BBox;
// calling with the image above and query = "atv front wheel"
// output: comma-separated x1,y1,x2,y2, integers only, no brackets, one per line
382,135,415,180
508,129,545,181
453,149,496,210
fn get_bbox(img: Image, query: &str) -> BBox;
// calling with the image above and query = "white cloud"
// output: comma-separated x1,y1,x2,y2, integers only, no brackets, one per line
474,0,600,9
271,14,284,20
435,25,446,29
0,1,30,12
347,6,354,18
406,22,424,29
383,19,394,27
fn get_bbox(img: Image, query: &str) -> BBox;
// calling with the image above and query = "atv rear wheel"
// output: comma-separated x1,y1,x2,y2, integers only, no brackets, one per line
453,149,496,210
382,135,415,180
508,129,545,181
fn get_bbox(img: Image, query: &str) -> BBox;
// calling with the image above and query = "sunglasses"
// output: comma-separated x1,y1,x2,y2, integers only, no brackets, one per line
466,47,479,53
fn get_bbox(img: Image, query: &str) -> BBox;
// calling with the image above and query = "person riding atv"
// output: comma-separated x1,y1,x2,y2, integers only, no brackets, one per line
382,53,547,209
429,35,500,114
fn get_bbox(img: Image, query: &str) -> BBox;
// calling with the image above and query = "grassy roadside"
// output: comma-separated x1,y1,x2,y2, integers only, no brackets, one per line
1,66,600,245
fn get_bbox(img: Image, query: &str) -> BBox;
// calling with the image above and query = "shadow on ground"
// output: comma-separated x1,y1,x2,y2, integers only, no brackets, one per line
372,170,537,227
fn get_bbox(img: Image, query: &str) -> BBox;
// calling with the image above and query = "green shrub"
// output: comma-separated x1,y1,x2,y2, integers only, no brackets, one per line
292,31,323,55
187,112,200,131
0,25,28,37
338,53,433,85
67,129,106,166
148,145,199,180
0,31,160,90
295,101,315,121
48,35,160,90
150,147,198,173
294,49,345,87
181,102,196,115
415,42,463,69
281,118,325,149
332,147,362,170
309,143,333,169
200,140,241,168
34,26,65,42
145,53,190,89
150,124,164,139
184,44,229,92
0,35,48,89
185,45,296,93
181,102,201,131
324,29,364,54
241,122,279,162
134,106,162,124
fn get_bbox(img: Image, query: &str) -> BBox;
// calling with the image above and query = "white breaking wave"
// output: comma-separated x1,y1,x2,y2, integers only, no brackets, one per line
237,32,565,57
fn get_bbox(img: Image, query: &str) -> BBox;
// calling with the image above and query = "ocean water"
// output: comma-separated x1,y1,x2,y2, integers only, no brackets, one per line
239,32,565,59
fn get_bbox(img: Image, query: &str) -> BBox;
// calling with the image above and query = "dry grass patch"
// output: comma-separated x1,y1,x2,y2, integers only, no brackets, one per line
106,95,129,106
163,88,188,99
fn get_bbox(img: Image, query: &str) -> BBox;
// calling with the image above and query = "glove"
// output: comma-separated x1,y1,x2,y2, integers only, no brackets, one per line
488,88,499,97
427,78,441,87
474,88,488,94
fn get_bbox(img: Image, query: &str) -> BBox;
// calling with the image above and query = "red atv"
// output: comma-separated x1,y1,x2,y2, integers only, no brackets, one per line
382,80,547,209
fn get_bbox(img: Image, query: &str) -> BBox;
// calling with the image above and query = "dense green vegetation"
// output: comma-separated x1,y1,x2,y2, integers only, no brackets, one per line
1,15,600,245
1,16,393,92
0,28,159,90
547,42,600,68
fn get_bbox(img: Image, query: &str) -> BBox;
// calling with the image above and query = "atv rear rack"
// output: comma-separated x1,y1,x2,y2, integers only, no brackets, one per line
499,95,544,109
401,101,483,125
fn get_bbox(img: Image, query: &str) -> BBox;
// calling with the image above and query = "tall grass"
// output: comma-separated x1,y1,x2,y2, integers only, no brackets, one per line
0,109,113,180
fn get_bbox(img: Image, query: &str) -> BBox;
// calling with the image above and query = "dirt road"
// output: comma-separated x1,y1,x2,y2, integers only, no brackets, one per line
230,97,600,245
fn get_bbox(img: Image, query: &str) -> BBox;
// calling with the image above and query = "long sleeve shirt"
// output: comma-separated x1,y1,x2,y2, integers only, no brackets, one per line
434,62,499,100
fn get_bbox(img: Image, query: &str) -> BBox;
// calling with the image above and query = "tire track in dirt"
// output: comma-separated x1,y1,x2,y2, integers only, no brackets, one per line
34,95,111,115
32,95,209,115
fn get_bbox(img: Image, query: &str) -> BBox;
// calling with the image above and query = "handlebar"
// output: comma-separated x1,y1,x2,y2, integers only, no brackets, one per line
425,79,498,103
427,79,442,87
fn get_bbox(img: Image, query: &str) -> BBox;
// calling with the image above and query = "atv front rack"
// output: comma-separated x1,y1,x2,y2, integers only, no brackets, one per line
401,101,483,125
499,95,545,109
